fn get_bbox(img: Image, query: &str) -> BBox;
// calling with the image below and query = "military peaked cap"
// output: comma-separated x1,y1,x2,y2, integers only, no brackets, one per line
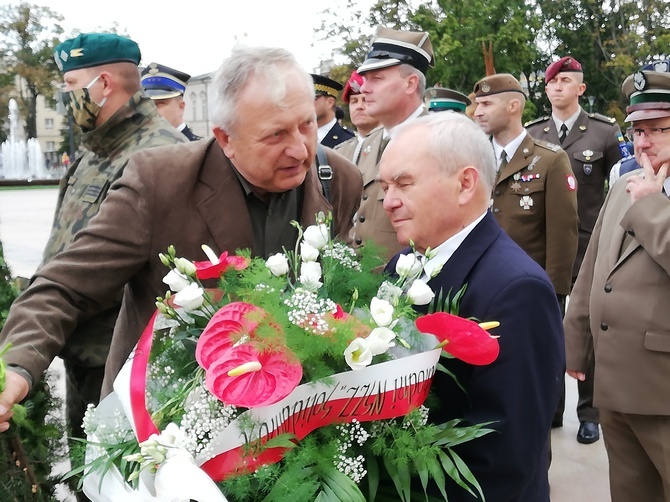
358,26,434,75
545,56,583,83
54,33,141,73
141,62,191,99
622,61,670,122
311,74,343,98
424,87,471,112
473,74,525,98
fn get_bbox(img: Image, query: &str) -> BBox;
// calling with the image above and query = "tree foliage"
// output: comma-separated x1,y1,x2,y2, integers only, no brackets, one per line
316,0,670,123
0,2,63,140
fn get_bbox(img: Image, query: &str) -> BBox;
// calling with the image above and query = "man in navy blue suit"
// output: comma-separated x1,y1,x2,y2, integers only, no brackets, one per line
380,112,565,501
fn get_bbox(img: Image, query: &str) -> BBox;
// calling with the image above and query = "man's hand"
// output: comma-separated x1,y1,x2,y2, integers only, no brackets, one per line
567,370,586,381
0,370,30,432
626,153,669,204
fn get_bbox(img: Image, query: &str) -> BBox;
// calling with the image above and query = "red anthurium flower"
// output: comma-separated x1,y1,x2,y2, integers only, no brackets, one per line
415,312,500,366
196,302,263,369
195,248,250,280
333,304,346,320
205,344,303,408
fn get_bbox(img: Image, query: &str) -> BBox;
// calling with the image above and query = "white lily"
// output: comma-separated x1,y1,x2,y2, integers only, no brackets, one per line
265,253,289,276
366,327,396,356
407,279,435,306
303,223,329,250
300,241,320,262
370,296,394,327
162,269,190,292
396,253,423,279
344,338,373,370
173,283,204,311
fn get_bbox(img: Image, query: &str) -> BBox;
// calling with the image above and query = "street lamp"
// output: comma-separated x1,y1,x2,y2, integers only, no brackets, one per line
587,95,596,114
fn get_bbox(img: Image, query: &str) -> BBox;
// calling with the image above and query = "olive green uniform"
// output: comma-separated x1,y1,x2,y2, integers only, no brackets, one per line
40,92,186,436
491,134,578,296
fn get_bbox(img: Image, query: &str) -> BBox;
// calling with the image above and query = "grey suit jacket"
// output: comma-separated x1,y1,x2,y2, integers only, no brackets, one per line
565,175,670,414
1,138,363,395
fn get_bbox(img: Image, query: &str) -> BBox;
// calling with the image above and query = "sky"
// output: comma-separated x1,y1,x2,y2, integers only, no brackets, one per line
13,0,356,77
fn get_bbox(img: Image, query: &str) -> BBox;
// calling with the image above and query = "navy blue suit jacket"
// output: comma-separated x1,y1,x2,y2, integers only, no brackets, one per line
387,212,565,502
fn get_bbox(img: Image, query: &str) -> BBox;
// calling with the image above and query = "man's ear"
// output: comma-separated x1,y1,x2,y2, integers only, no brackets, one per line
213,128,234,158
406,73,419,95
457,166,480,205
578,82,587,97
98,71,113,98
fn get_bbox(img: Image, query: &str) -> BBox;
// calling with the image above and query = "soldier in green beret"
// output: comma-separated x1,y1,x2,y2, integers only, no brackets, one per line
47,32,187,462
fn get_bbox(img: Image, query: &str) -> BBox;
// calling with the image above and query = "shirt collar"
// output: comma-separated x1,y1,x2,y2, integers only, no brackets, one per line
384,105,425,140
421,211,487,280
317,117,337,143
492,130,527,166
552,108,581,134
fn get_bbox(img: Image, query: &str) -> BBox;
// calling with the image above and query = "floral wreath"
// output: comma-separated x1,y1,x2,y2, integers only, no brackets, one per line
68,213,500,502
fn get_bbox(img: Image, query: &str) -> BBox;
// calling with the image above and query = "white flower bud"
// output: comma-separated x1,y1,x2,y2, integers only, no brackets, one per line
396,253,423,278
300,242,320,262
173,283,205,311
370,297,394,327
407,279,435,305
299,261,322,291
162,269,191,292
174,257,196,276
365,327,396,356
303,224,329,250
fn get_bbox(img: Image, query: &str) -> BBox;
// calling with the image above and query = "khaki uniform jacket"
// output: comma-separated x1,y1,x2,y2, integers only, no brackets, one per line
565,178,670,415
1,138,363,395
350,114,428,260
526,109,624,277
491,134,578,295
334,125,383,164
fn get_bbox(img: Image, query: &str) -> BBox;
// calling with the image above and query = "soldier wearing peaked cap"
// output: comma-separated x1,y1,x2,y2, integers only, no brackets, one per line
334,70,381,164
424,86,471,113
526,55,627,442
564,63,670,502
473,73,578,303
311,73,354,148
350,26,434,260
3,32,186,469
142,62,202,141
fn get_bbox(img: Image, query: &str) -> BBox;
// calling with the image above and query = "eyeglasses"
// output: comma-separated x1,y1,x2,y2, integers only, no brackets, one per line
629,126,670,139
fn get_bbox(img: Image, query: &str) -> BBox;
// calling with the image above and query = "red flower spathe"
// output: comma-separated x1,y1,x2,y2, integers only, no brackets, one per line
415,312,500,366
195,252,250,280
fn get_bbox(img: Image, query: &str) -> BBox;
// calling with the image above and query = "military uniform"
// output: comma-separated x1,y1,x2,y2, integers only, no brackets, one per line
181,124,201,141
334,125,383,164
491,134,579,296
526,109,625,278
320,121,354,148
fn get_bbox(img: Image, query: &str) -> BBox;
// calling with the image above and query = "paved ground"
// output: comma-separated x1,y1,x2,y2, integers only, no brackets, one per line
0,186,612,501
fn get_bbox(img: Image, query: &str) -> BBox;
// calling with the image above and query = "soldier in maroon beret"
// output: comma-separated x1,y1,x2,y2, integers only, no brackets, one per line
526,56,629,444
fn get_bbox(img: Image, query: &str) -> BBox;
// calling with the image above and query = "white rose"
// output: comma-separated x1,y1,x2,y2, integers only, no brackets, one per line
265,253,289,276
299,261,322,291
370,296,394,327
174,257,196,276
407,279,435,306
344,338,373,370
162,270,191,292
173,283,205,311
300,242,320,262
303,224,329,250
365,327,396,356
396,253,423,278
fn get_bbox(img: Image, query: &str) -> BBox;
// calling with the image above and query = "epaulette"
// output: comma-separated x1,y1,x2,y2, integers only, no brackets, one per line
524,116,550,127
588,112,617,125
533,138,560,152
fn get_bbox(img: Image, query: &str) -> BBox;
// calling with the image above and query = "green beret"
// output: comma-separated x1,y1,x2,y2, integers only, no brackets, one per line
54,33,141,73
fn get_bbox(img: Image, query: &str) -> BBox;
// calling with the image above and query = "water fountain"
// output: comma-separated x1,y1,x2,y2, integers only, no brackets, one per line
0,98,49,181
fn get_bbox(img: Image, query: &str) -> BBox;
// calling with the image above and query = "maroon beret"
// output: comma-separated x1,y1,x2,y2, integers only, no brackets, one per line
342,71,364,103
545,56,583,83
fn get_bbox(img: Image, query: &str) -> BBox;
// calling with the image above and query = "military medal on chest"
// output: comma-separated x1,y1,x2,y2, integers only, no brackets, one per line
510,172,521,192
520,195,533,210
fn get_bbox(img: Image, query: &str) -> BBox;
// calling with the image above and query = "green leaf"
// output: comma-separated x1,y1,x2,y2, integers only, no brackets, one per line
366,453,379,501
450,448,486,501
321,468,366,502
437,449,477,498
382,456,411,502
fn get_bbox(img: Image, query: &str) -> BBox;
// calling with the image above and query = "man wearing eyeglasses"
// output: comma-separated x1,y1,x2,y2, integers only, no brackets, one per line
564,66,670,502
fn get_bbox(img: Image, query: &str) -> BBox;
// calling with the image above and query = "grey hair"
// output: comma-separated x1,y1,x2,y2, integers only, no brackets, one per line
397,63,426,96
209,46,315,132
395,112,496,192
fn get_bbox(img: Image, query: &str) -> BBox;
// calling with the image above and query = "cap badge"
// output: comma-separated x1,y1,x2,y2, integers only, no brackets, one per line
653,61,669,73
350,81,361,93
481,83,491,93
430,89,437,97
70,48,83,58
633,71,647,92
